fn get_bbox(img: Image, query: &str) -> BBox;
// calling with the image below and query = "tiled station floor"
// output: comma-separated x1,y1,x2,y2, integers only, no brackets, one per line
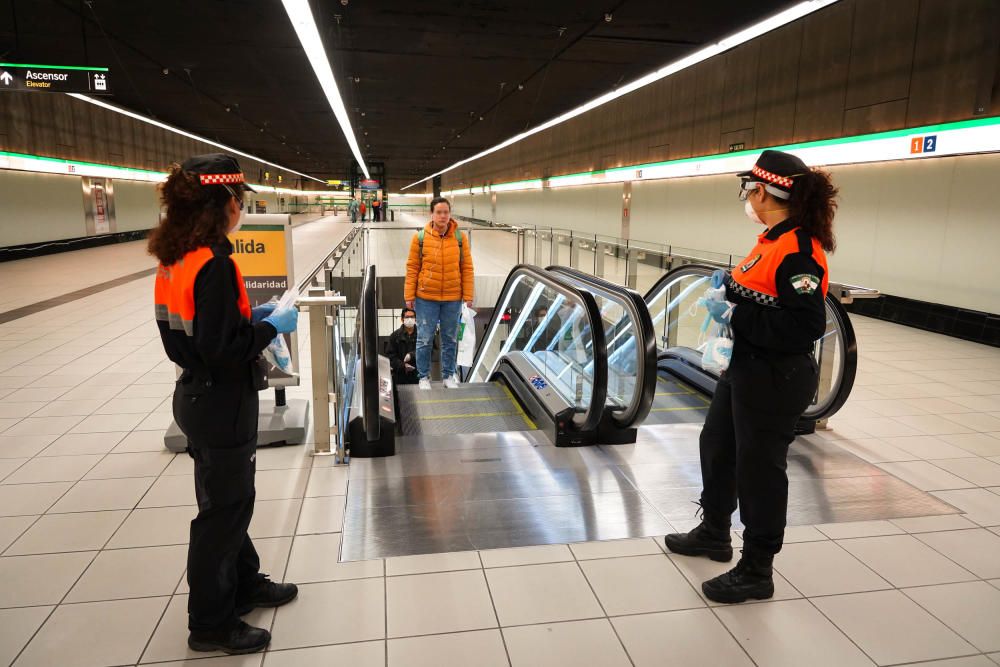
0,222,999,666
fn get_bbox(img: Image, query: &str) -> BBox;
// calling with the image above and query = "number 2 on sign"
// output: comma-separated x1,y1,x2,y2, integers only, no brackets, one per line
923,135,937,153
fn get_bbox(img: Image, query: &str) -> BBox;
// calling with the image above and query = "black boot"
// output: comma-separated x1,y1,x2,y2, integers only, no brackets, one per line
188,620,270,655
664,520,733,562
702,551,774,604
236,575,298,615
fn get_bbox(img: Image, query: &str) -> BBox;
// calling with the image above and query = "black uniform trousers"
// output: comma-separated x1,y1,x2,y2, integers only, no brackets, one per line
173,371,261,632
698,349,818,556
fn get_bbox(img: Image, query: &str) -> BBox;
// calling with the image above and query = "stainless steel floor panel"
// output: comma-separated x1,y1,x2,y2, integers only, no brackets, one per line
349,437,613,480
394,430,550,453
397,382,534,435
340,490,673,561
345,466,636,510
341,421,958,561
641,476,958,527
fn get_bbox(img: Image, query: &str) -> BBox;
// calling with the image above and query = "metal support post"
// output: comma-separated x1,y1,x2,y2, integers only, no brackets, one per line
297,291,347,459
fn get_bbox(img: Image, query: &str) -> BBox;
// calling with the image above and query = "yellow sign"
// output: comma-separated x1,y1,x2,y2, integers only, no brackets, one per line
326,179,342,186
228,228,287,278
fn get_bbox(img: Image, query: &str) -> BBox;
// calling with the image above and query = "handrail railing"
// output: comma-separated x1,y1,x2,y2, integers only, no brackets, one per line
469,264,608,433
358,265,380,442
546,265,657,428
644,263,859,423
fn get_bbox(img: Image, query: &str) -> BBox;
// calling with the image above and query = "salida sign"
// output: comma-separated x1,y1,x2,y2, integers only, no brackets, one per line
0,63,112,94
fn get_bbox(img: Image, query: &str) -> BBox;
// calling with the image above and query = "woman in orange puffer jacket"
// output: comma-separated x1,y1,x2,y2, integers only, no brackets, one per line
404,196,475,389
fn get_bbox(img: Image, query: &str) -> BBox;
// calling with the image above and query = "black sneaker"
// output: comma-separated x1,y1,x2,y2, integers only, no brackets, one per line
664,522,733,562
235,575,298,616
701,553,775,604
188,620,270,655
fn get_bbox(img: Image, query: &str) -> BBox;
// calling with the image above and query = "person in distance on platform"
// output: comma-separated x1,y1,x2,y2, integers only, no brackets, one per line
388,307,419,386
149,153,300,654
404,196,475,390
663,150,836,604
348,195,360,224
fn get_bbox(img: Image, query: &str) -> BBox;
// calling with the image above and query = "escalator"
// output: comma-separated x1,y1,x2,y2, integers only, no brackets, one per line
643,263,859,430
346,264,655,456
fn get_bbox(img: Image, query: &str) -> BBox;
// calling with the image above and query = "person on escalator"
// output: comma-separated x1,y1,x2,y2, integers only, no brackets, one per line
404,196,475,390
149,154,300,654
662,150,836,604
388,307,419,386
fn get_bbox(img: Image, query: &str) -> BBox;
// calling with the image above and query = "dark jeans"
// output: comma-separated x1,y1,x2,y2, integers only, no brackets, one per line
698,350,817,556
173,372,261,631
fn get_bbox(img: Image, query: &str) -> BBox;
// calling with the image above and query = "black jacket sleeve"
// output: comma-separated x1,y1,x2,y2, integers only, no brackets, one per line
387,329,405,372
193,256,277,368
729,250,827,352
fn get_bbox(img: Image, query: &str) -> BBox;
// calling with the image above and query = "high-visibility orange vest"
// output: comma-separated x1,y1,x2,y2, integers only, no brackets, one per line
154,246,251,336
730,225,829,305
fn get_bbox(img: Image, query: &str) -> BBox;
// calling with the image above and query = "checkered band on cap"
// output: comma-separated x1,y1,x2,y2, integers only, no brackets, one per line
199,173,245,186
751,165,794,189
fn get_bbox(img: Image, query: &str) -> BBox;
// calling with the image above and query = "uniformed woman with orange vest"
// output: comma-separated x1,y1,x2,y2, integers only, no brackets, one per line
149,154,299,654
664,150,837,604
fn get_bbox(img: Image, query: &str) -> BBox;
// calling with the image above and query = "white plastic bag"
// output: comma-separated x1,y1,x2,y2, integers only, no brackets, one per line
261,288,298,375
456,304,477,368
695,285,734,374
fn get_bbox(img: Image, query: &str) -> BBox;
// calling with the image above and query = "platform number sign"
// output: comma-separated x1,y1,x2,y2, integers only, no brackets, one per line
910,135,938,154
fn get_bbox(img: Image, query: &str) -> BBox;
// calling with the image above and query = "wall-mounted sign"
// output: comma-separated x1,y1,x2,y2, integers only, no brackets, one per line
359,179,380,190
728,142,746,152
0,62,112,94
326,179,342,186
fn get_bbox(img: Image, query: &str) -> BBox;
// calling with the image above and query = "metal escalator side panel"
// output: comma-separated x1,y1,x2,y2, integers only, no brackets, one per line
359,264,380,442
545,265,657,430
643,262,860,423
468,264,607,434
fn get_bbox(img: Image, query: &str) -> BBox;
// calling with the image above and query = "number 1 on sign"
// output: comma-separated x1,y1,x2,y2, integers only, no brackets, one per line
910,137,924,154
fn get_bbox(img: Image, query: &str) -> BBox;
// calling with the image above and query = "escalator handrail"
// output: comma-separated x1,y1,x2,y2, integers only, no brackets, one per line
546,265,657,428
358,264,380,442
645,263,859,422
470,264,608,433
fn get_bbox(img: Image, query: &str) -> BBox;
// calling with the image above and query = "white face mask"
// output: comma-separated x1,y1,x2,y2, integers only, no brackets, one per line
744,199,764,225
403,317,416,328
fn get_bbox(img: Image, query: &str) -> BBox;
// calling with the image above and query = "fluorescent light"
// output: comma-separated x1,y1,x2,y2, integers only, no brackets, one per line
281,0,369,179
401,0,839,191
66,93,325,183
441,115,1000,194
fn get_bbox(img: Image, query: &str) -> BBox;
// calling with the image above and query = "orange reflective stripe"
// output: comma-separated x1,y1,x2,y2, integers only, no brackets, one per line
731,227,829,303
153,246,251,336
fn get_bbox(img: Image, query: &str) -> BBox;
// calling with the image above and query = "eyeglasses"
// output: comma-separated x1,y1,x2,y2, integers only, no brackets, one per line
738,180,761,201
223,185,246,210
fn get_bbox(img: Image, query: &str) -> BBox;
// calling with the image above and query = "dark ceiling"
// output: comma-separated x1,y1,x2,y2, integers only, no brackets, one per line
1,0,798,190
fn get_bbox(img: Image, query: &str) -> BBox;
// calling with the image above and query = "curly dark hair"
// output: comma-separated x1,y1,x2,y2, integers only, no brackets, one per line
147,164,235,265
788,168,839,253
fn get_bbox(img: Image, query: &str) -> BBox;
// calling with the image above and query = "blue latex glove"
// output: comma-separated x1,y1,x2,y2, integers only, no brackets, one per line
263,307,298,334
251,302,276,323
704,299,734,324
710,269,728,289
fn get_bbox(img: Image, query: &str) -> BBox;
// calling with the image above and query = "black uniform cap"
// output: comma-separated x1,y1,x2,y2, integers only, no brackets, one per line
737,149,808,200
180,153,256,192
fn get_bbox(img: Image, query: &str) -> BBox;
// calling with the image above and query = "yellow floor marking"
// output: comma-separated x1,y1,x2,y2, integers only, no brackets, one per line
500,383,538,430
650,405,708,412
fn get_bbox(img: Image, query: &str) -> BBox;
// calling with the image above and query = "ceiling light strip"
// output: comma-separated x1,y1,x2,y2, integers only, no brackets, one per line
437,115,1000,195
281,0,370,179
401,0,839,191
66,94,325,183
0,149,352,195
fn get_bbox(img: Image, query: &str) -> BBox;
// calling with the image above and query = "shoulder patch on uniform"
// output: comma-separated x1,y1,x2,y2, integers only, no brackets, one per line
740,254,762,273
790,273,820,295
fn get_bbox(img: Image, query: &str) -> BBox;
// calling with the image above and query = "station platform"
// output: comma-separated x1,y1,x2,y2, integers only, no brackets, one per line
0,218,999,666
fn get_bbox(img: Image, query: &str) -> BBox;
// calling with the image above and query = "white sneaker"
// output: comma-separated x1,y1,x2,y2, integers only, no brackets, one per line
418,378,431,390
442,376,459,389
